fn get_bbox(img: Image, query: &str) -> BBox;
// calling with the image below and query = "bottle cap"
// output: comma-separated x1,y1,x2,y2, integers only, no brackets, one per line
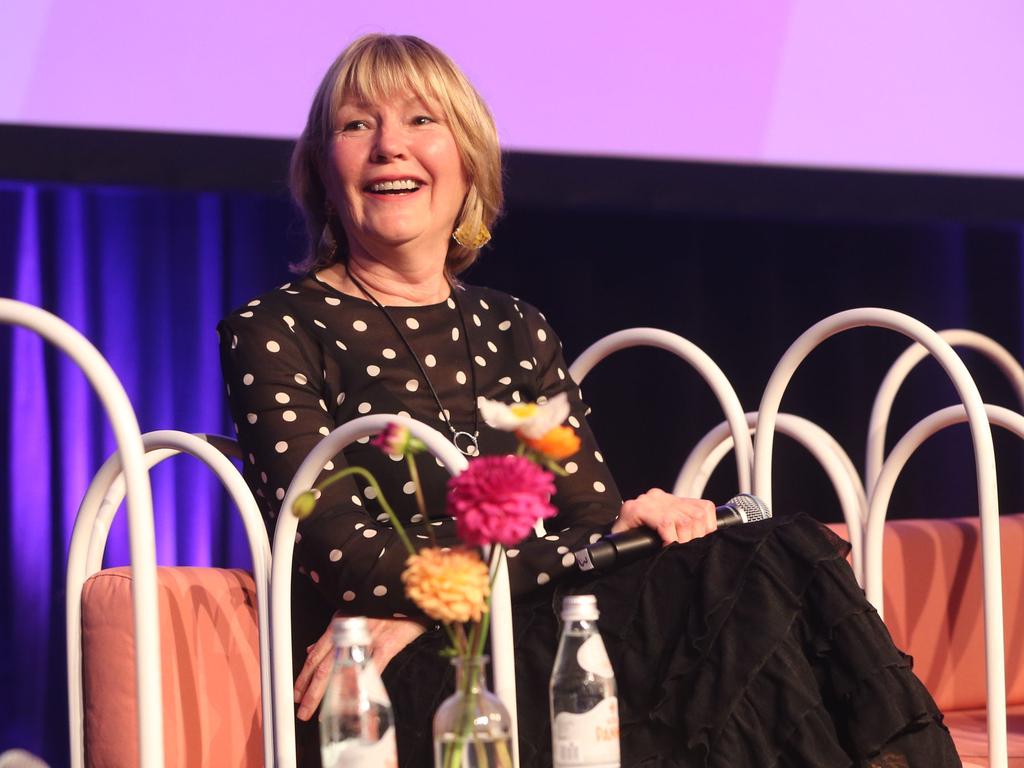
331,616,371,647
561,594,599,621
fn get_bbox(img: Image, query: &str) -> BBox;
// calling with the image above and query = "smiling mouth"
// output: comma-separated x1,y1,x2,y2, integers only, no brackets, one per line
365,179,423,195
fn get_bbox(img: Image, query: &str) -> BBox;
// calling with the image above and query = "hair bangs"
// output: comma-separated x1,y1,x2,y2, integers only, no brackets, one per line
328,38,450,134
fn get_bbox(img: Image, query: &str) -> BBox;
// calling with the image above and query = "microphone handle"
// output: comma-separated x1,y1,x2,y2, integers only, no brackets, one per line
601,526,661,567
575,504,746,571
715,503,746,528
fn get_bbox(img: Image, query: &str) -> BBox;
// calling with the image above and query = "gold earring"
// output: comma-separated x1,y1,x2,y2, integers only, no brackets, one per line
319,222,338,262
452,220,491,249
323,200,343,261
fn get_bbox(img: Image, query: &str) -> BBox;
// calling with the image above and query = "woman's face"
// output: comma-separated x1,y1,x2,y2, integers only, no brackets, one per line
326,93,469,259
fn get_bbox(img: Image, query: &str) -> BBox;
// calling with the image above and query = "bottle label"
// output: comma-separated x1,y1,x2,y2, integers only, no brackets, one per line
552,696,620,767
576,634,614,679
321,725,398,768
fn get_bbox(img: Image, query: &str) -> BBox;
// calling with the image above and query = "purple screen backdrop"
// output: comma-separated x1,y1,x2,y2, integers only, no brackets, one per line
3,1,1024,176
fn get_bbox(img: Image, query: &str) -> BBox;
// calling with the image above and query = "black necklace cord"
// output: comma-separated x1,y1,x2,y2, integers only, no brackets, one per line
343,267,481,456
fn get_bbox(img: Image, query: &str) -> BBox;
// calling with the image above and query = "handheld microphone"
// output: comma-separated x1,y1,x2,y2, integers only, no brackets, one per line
573,493,771,572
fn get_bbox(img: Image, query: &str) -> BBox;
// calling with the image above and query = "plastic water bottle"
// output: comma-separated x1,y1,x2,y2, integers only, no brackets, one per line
319,616,398,768
549,595,620,767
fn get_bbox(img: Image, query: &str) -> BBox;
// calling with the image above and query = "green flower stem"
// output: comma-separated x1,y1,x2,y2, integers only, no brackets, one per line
474,546,503,659
472,737,488,765
474,607,492,661
311,466,416,557
465,621,479,664
405,453,436,547
455,623,469,657
441,620,459,651
544,457,569,477
444,735,464,768
494,739,513,767
446,655,482,768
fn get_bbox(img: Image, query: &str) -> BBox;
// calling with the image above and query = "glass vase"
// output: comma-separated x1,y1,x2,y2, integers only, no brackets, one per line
433,656,514,768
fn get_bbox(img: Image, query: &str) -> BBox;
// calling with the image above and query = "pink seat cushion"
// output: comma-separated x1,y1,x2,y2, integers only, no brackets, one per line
81,566,264,767
826,515,1024,712
946,704,1024,766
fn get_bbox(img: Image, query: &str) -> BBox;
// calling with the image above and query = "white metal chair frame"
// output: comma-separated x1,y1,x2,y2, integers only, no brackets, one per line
270,413,520,768
751,308,1008,768
866,329,1024,498
865,404,1024,768
568,327,753,492
865,402,1024,609
675,412,868,586
67,430,274,767
0,299,164,767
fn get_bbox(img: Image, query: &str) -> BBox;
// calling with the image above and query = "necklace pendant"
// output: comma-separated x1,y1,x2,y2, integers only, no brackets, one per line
451,430,480,457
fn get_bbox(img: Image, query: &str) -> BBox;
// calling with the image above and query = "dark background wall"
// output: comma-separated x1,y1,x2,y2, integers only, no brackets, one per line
476,199,1024,522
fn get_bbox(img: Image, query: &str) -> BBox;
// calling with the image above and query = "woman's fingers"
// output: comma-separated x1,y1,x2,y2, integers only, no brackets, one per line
703,499,718,534
685,501,710,539
677,510,701,544
656,519,679,545
293,616,427,721
368,618,426,672
295,635,332,702
615,491,717,545
294,619,338,719
296,650,335,721
686,499,716,540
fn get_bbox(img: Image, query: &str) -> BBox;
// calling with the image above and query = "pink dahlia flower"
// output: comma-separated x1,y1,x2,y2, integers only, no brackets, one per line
447,455,557,547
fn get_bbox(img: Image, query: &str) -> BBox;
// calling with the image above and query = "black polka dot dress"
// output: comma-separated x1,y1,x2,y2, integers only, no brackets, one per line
219,274,620,620
218,275,960,768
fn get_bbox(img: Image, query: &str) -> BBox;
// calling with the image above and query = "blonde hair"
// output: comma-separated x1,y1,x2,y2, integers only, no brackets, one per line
290,34,503,278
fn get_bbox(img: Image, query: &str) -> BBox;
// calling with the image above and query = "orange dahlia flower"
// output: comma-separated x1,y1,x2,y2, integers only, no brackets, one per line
521,425,581,460
401,548,490,624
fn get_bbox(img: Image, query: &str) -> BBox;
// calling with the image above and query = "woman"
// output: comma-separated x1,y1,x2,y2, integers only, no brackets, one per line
218,34,959,767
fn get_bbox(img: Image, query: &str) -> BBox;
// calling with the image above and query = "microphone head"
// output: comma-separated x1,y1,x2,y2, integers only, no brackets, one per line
726,493,772,523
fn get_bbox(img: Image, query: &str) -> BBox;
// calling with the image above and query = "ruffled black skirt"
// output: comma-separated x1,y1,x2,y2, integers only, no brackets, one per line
378,513,960,767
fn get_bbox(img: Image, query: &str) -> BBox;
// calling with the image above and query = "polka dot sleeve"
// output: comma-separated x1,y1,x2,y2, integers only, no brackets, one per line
218,305,457,619
501,301,623,595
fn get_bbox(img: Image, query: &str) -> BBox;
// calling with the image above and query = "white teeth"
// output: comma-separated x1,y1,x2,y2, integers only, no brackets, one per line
369,179,421,192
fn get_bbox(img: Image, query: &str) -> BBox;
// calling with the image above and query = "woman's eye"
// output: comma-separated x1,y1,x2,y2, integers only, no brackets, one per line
340,120,369,132
412,115,435,126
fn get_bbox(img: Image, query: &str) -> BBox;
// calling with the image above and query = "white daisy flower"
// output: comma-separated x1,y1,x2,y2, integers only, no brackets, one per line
478,392,571,439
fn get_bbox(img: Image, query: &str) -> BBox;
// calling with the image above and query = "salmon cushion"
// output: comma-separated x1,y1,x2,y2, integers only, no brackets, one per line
81,566,264,767
945,704,1024,763
827,515,1024,712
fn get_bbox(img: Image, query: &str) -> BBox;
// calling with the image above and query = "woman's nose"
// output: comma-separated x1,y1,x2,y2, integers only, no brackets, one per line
372,122,407,161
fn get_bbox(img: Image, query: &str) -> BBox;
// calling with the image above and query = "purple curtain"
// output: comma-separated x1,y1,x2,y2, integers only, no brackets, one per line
0,181,293,765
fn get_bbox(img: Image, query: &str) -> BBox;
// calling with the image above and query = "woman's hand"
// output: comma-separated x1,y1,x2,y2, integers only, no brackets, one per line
294,614,427,721
611,488,717,545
